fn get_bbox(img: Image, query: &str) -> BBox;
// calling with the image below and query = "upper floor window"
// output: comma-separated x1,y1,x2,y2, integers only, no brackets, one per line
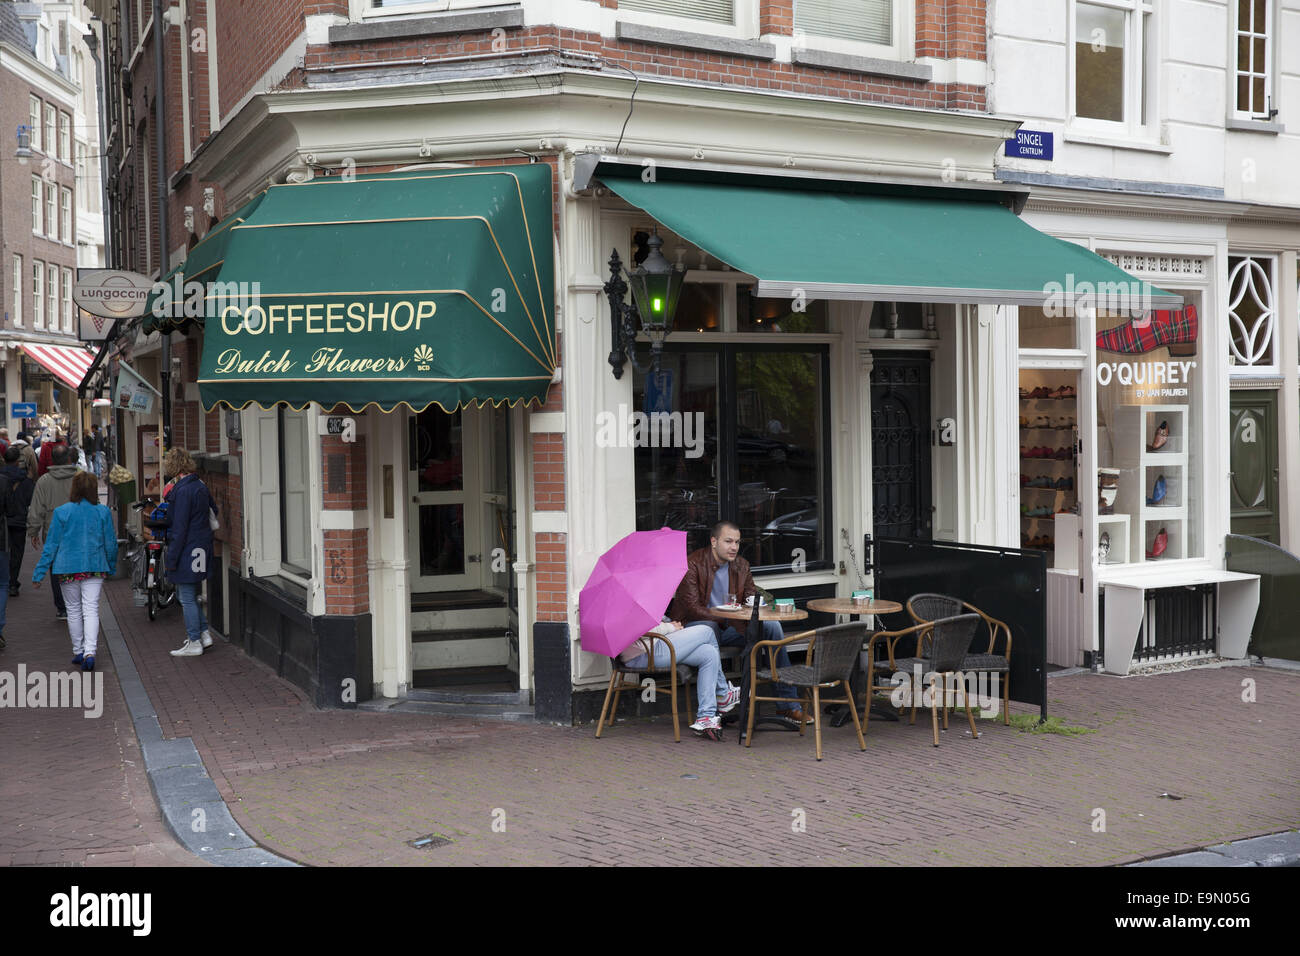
1234,0,1272,118
796,0,891,46
11,255,23,328
31,177,43,235
58,113,71,163
1072,0,1155,134
44,104,56,154
29,97,42,153
45,183,58,241
620,0,735,24
61,188,73,243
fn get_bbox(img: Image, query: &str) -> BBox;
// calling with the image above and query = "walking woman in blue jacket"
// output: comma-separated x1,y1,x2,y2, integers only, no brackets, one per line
161,448,217,658
33,471,117,671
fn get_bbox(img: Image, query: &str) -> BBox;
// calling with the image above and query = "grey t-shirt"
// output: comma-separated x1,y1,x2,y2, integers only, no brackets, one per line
710,562,731,608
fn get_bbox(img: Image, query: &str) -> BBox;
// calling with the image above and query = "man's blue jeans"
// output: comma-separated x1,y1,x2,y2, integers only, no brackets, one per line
621,624,728,718
176,582,208,643
0,559,8,633
711,621,800,707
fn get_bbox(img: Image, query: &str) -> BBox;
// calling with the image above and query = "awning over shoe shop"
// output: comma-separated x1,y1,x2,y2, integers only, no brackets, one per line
22,342,97,390
596,170,1180,309
194,164,556,412
143,193,267,335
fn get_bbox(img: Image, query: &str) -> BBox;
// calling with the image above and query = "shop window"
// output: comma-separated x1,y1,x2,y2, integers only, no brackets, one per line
1094,295,1203,563
737,288,828,333
670,283,724,333
1227,255,1276,372
632,344,830,571
1072,0,1155,132
278,407,313,577
1019,305,1077,350
1234,0,1272,118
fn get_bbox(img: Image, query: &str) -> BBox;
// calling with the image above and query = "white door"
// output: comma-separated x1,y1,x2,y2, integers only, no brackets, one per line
407,407,483,592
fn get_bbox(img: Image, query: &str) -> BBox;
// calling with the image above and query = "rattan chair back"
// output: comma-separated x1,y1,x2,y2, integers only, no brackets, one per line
928,614,980,673
907,592,963,625
809,622,870,683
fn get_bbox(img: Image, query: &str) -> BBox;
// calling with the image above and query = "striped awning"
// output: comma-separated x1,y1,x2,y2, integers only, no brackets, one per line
22,343,97,390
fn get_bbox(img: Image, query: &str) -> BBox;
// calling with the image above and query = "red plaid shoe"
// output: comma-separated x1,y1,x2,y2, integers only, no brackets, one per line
1096,305,1198,356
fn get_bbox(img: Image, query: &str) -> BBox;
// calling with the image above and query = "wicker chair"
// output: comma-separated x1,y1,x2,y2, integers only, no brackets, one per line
595,633,695,743
906,592,1012,725
885,613,983,747
744,622,868,760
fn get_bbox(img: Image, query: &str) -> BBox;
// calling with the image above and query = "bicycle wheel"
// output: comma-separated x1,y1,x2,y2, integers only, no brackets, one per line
147,587,158,621
157,579,177,609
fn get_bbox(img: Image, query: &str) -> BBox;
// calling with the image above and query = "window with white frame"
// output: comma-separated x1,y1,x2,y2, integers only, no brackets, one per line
47,264,58,331
619,0,735,24
45,183,58,240
1234,0,1272,118
44,104,56,154
1072,0,1155,133
11,255,22,327
61,188,72,243
1227,254,1276,372
359,0,515,17
62,268,73,332
31,177,43,234
58,112,70,163
28,96,42,152
279,406,313,576
795,0,900,51
32,262,44,329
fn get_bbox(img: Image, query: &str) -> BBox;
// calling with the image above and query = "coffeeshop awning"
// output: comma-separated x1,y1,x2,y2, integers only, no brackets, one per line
594,168,1179,309
193,164,556,412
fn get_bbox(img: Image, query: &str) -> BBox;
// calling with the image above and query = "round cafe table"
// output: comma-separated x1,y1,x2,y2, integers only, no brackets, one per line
708,605,808,741
806,597,905,725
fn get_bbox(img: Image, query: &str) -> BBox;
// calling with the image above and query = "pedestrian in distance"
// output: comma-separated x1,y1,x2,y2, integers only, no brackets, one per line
32,471,117,672
28,444,79,621
159,448,217,658
11,432,38,480
37,426,68,478
1,446,35,597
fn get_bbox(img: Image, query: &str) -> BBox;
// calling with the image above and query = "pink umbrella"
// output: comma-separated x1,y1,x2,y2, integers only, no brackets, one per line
579,528,688,658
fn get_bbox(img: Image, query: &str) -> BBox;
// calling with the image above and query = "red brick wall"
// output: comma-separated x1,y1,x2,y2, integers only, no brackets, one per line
534,532,568,621
323,528,369,614
760,0,793,36
215,0,306,120
321,433,368,511
917,0,987,60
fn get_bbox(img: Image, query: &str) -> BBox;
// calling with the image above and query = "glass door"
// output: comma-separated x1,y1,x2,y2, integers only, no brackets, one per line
408,407,482,592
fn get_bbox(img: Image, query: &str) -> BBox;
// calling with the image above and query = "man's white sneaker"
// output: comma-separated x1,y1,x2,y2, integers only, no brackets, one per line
200,630,213,648
716,685,742,714
690,715,721,734
170,640,203,657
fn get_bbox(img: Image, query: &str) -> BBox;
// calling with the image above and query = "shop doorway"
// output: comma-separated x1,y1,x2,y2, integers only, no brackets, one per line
870,352,933,540
1229,390,1280,543
407,404,517,690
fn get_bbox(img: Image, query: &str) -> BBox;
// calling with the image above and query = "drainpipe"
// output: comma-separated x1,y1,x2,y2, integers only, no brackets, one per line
153,0,171,451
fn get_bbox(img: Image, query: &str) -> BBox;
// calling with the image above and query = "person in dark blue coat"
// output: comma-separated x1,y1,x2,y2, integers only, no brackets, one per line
160,448,217,658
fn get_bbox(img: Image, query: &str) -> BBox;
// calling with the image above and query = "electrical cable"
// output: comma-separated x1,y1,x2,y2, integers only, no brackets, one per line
605,61,640,155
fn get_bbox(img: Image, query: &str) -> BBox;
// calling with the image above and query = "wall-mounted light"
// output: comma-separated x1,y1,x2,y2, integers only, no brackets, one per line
604,232,687,379
15,125,33,165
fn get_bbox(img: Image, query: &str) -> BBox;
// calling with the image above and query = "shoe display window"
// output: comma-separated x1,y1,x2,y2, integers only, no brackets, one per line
1018,370,1080,560
1094,293,1203,563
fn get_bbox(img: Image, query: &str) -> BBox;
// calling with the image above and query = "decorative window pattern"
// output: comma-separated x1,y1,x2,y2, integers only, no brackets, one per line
1227,255,1276,369
1103,254,1207,278
1235,0,1272,116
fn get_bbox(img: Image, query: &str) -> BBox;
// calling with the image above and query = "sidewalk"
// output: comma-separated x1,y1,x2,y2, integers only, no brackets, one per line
7,575,1299,866
0,572,200,866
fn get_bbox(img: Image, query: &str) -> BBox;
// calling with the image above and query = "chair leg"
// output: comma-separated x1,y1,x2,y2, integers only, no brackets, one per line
930,674,940,747
842,681,866,752
961,676,979,740
744,673,758,749
669,672,681,743
595,670,620,738
1003,670,1011,725
812,685,823,761
684,679,694,725
798,689,809,736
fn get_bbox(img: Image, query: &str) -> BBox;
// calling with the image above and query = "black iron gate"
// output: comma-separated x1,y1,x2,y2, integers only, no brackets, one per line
870,353,932,541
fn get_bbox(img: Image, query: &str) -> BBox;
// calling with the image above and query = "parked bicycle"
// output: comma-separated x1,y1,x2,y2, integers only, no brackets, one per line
127,497,176,620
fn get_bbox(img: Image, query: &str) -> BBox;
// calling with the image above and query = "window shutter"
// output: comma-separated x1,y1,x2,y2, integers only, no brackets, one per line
796,0,892,45
247,407,283,576
619,0,735,25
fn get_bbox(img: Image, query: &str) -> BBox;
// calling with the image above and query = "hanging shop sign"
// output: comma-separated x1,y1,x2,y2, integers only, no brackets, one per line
74,269,153,320
79,309,115,342
114,362,162,415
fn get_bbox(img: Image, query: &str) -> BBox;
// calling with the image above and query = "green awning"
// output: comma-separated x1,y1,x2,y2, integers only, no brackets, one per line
196,164,556,412
143,193,267,334
600,174,1179,309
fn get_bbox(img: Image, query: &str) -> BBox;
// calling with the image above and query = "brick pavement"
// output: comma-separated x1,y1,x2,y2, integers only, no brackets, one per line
0,574,201,867
13,576,1300,867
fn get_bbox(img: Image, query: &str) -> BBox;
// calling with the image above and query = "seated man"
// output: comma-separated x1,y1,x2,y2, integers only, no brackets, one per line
669,520,811,724
618,619,741,737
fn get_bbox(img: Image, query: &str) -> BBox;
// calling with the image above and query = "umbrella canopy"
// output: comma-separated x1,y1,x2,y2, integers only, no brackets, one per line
579,528,688,658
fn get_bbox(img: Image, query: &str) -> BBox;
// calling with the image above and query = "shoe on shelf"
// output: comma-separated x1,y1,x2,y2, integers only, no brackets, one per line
1098,532,1111,561
1149,420,1171,451
169,640,203,657
82,655,95,672
201,630,213,648
1019,416,1030,428
1147,528,1169,559
1147,474,1167,505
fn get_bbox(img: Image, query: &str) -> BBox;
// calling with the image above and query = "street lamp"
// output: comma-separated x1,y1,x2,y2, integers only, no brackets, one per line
15,125,32,165
604,232,688,379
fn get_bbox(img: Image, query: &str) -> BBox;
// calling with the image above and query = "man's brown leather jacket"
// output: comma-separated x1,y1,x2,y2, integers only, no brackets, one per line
668,546,755,625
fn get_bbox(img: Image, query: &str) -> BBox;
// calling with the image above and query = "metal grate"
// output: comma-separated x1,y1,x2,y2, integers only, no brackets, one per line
1133,585,1217,662
407,833,453,850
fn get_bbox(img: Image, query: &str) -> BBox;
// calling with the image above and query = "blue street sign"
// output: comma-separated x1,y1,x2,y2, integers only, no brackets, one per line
1005,129,1054,160
10,403,37,419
